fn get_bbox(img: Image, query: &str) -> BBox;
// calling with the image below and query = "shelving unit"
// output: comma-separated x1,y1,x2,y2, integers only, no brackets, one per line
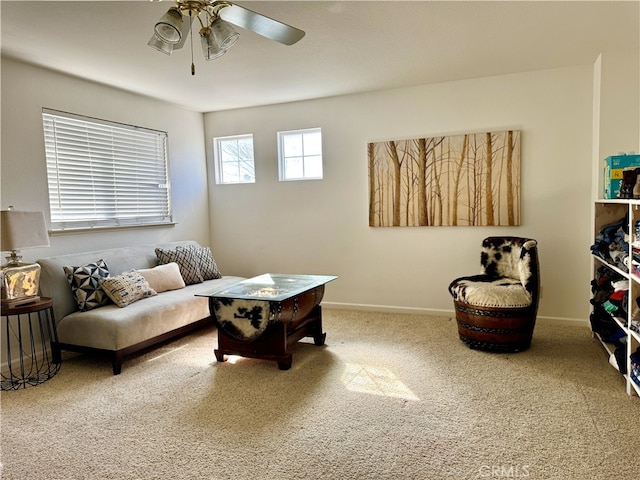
592,199,640,396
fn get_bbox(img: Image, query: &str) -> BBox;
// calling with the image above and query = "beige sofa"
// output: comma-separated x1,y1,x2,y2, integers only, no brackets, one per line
37,241,243,374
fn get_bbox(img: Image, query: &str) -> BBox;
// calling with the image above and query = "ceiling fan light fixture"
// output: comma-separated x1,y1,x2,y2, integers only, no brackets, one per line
210,17,239,50
200,26,226,61
154,7,183,44
147,34,174,55
146,1,305,75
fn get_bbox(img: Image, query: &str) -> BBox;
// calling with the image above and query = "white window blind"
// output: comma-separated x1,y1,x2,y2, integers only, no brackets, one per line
42,109,172,231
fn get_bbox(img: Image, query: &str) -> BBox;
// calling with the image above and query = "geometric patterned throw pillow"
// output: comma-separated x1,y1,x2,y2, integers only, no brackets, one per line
155,246,203,285
100,270,157,308
189,245,222,280
63,259,111,312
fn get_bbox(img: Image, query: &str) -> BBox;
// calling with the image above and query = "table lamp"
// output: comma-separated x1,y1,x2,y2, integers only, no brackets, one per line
1,206,50,307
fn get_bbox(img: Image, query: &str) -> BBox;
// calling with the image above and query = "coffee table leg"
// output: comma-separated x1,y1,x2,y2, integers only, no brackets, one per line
214,349,226,363
277,355,292,370
313,331,326,346
310,309,326,346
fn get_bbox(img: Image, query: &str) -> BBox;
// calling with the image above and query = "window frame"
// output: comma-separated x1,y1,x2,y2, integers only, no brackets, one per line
42,108,173,232
277,127,323,181
213,133,256,185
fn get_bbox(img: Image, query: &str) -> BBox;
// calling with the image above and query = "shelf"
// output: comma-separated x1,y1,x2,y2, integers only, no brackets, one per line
594,333,617,356
596,198,640,205
612,316,628,332
592,255,628,277
592,199,639,397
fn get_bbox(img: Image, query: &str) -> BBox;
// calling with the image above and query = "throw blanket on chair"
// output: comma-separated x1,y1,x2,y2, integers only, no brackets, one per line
449,238,537,308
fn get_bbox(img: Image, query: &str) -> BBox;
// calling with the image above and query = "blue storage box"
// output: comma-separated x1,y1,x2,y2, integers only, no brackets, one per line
603,154,640,199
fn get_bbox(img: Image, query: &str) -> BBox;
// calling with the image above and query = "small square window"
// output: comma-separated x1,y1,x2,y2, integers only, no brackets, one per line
278,128,323,181
214,134,255,184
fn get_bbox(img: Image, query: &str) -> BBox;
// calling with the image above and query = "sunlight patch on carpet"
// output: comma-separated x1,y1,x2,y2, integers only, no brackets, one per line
146,344,189,362
341,363,419,401
225,355,245,364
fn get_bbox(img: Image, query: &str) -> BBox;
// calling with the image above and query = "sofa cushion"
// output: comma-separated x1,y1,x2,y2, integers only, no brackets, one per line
63,259,111,311
137,262,185,293
155,246,203,285
100,270,157,308
39,241,214,322
55,276,246,351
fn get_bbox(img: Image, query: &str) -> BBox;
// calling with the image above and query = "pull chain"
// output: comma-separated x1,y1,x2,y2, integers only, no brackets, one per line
189,12,195,75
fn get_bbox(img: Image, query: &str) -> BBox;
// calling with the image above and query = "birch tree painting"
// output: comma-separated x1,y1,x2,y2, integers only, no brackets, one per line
368,130,520,227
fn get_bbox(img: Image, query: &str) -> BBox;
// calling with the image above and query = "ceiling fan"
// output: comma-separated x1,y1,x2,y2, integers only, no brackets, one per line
148,0,305,75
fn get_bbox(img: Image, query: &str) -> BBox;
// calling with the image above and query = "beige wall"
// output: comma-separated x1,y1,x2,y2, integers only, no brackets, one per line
1,49,638,324
204,56,638,323
1,58,210,258
593,50,640,194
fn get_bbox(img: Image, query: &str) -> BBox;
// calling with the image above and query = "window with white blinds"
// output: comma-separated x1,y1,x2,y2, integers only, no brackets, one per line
42,109,172,231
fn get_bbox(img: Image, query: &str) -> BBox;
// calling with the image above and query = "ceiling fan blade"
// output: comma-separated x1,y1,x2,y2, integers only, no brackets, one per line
219,4,305,46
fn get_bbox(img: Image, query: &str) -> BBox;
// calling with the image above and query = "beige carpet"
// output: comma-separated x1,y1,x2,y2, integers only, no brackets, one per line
1,309,639,480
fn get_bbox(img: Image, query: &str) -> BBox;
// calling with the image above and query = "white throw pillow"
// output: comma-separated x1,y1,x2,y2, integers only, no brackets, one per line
137,262,186,293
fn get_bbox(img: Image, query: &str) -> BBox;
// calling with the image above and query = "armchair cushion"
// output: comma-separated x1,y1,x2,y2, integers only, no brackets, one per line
448,274,532,308
449,237,538,308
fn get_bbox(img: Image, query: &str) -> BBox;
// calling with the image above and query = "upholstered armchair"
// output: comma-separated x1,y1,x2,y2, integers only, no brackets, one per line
448,237,540,352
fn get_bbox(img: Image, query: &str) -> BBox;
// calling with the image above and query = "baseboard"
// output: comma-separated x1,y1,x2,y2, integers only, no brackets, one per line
322,302,452,317
322,302,589,328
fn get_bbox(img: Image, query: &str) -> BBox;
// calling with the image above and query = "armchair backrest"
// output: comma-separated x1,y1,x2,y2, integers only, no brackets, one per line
480,237,539,299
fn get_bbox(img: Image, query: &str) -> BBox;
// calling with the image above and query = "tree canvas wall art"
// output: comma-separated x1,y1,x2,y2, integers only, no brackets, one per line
368,130,520,227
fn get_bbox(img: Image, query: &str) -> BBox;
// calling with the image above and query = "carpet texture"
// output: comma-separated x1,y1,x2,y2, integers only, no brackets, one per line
1,309,639,480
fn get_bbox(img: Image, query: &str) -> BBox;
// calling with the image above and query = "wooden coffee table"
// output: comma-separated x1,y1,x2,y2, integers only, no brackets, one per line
197,273,337,370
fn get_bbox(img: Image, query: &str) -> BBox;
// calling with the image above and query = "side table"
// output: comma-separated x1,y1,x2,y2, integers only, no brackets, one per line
1,297,61,390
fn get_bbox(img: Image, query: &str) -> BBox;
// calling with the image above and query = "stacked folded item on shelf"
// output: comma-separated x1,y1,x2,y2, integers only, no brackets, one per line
590,214,630,272
630,348,640,387
590,265,629,328
631,304,640,335
608,339,628,374
632,245,640,276
591,265,630,373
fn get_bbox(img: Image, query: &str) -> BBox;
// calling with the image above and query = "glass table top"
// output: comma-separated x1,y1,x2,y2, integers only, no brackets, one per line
197,273,338,302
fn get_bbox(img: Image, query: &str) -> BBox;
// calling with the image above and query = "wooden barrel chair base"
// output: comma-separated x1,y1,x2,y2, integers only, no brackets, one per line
449,237,540,353
453,300,536,353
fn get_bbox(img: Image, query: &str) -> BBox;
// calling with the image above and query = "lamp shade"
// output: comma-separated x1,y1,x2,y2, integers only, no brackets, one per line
210,18,239,50
200,26,226,61
154,7,184,44
1,210,50,252
148,33,174,55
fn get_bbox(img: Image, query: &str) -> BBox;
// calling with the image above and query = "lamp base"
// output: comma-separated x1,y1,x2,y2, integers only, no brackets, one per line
1,260,42,303
1,295,41,309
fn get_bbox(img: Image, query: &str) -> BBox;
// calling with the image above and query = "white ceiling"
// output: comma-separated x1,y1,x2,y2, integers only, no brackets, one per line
1,1,639,113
